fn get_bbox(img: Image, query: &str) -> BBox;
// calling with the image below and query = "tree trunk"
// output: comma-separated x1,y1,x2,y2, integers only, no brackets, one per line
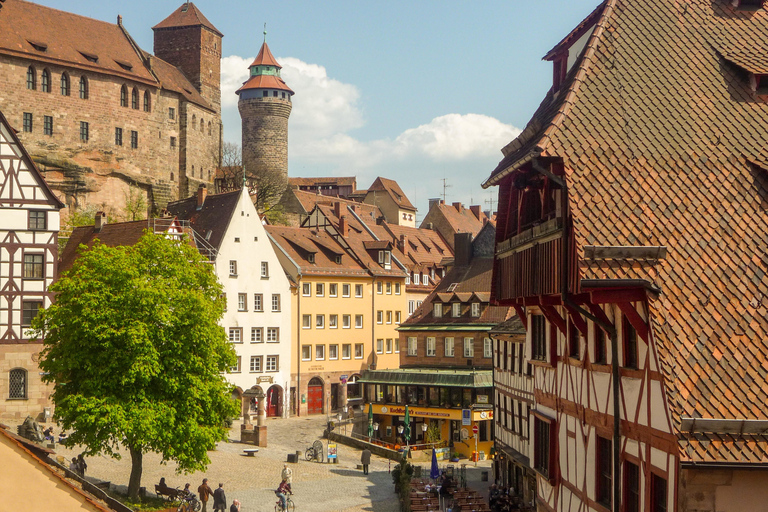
128,446,143,500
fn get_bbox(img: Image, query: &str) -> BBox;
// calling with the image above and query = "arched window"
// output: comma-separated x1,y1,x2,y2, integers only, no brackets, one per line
41,69,50,93
170,172,175,182
192,114,196,128
200,118,204,132
26,66,36,90
60,72,70,96
143,91,151,112
9,368,27,399
120,84,127,107
208,121,212,136
79,76,88,99
131,87,138,109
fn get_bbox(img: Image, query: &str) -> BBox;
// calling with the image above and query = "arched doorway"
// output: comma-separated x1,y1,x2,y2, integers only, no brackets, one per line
266,385,283,417
307,377,324,415
242,385,264,417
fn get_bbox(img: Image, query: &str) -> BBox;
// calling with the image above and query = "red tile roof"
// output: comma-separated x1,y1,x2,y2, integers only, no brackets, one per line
266,225,369,277
145,52,213,111
290,189,381,219
366,177,416,211
166,190,240,251
420,201,489,244
152,2,222,37
289,176,357,187
236,74,294,94
249,41,281,68
485,0,768,464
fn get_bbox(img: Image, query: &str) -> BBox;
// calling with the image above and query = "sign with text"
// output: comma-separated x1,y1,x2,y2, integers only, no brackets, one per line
327,442,337,460
462,409,471,426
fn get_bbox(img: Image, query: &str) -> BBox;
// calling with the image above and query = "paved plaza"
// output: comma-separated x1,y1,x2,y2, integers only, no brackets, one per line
41,415,493,512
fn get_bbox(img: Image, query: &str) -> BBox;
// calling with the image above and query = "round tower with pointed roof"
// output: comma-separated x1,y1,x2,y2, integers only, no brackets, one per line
237,37,294,180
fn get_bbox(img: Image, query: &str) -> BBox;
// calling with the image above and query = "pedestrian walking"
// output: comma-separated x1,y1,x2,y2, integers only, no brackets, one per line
229,499,241,512
212,483,226,512
281,463,293,484
361,448,371,475
77,454,87,477
198,478,213,512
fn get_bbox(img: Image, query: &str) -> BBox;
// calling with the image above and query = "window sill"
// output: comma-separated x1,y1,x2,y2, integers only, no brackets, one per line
6,397,29,401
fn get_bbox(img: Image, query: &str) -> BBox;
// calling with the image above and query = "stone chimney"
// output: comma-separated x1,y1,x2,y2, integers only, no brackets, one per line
339,215,349,237
334,201,343,218
117,14,122,26
470,205,482,220
94,211,107,232
399,234,408,257
197,184,208,209
454,232,473,267
452,202,463,212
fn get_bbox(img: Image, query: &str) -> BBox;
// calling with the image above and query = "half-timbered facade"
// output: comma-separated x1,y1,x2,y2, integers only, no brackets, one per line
0,110,64,421
484,1,768,511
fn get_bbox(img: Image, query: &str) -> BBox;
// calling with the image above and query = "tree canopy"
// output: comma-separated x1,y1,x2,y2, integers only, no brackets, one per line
33,232,238,499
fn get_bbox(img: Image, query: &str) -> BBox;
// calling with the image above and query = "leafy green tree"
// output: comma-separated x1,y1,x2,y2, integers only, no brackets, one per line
32,232,238,500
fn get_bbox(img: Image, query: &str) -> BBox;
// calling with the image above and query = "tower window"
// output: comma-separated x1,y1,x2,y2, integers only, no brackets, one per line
170,136,176,148
263,91,268,97
26,66,36,90
132,88,139,109
60,72,70,96
169,107,175,120
79,76,88,99
120,85,128,107
273,91,278,97
41,69,50,92
143,91,151,112
282,92,286,99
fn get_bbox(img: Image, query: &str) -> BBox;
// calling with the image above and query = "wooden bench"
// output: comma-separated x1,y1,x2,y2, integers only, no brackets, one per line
243,448,260,456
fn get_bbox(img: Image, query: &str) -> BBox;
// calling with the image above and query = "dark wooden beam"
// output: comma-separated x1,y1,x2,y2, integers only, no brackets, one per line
541,305,566,335
513,304,527,329
616,302,649,342
564,303,588,337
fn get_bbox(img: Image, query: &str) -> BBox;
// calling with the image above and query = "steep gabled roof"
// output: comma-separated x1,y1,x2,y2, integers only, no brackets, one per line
249,41,281,68
366,177,416,211
152,2,223,37
266,225,368,277
145,52,214,111
167,190,240,251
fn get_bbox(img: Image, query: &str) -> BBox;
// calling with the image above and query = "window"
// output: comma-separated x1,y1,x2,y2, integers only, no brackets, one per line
131,88,138,109
386,311,392,324
316,283,324,296
24,254,44,279
377,282,383,294
329,314,338,328
534,416,552,478
60,72,70,96
409,300,416,314
316,314,325,328
251,327,263,343
302,345,311,361
42,69,50,92
395,311,401,324
595,327,607,364
329,345,338,360
329,283,338,297
170,137,177,149
414,273,421,285
484,338,493,358
120,85,128,107
355,284,363,297
143,91,151,112
261,262,269,278
267,327,279,342
79,76,88,99
272,294,281,312
80,121,89,142
376,339,384,354
22,301,42,327
233,293,246,312
228,327,242,343
426,337,436,356
464,337,474,358
230,356,242,373
342,315,351,328
568,321,580,359
624,461,640,512
342,284,351,297
27,66,36,90
355,315,363,328
531,315,547,361
254,294,263,312
651,474,667,512
168,107,175,120
624,317,638,369
342,344,351,359
377,311,383,324
433,303,442,318
405,275,411,285
9,368,27,399
315,345,325,360
250,356,262,372
115,127,123,146
355,343,364,359
386,338,393,353
408,337,418,356
378,250,391,269
302,283,311,296
302,314,311,329
445,337,454,357
596,435,612,508
266,355,278,372
395,282,401,294
130,131,138,149
471,303,481,317
452,303,461,318
43,116,52,136
22,113,32,133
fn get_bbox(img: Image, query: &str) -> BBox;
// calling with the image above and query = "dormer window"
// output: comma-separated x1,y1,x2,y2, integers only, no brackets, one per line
452,303,461,318
378,250,391,269
471,303,481,317
754,74,768,95
434,303,442,318
28,40,47,52
308,253,315,263
414,273,421,285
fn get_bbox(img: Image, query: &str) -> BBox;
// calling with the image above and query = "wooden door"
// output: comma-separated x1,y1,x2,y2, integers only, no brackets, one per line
307,384,323,414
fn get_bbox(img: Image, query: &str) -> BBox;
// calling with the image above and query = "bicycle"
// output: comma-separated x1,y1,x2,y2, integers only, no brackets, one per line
305,440,324,463
274,490,295,512
176,492,201,512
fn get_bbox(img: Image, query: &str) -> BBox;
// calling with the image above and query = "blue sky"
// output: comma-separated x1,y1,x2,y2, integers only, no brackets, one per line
36,0,599,218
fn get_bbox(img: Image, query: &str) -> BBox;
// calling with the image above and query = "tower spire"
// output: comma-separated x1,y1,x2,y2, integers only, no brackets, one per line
263,23,267,43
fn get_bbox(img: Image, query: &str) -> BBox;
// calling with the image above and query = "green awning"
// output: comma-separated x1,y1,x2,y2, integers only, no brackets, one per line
359,368,493,388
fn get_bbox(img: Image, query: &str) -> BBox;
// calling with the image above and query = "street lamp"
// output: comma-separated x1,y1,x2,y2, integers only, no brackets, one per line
422,422,428,444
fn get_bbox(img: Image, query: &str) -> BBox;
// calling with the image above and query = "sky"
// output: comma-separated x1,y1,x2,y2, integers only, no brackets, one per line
36,0,600,219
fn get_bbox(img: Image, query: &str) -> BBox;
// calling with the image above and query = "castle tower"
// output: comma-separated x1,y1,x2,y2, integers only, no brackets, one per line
152,2,223,115
236,38,294,180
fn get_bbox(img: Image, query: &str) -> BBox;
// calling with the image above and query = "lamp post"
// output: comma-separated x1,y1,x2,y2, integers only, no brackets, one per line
422,422,428,446
342,405,348,436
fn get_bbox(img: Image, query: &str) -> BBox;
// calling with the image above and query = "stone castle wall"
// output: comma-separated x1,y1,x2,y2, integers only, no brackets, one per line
239,98,292,179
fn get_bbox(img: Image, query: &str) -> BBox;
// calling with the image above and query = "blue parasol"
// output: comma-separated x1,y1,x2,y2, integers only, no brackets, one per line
367,403,374,439
430,447,440,480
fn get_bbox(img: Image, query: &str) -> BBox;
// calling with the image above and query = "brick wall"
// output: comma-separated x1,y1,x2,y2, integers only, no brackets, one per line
239,98,292,179
398,330,494,368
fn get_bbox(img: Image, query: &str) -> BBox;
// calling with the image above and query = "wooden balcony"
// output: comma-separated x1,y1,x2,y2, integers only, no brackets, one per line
496,216,563,257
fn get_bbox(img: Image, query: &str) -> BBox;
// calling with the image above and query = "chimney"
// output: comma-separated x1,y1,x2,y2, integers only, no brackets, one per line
426,222,433,230
470,205,482,220
428,198,441,211
376,215,385,225
94,211,107,232
117,14,122,26
454,232,473,267
334,201,342,219
399,234,408,257
339,215,349,237
197,184,208,209
452,202,462,212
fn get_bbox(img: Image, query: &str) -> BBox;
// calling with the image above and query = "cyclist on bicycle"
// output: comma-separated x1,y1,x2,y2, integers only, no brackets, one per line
276,478,292,510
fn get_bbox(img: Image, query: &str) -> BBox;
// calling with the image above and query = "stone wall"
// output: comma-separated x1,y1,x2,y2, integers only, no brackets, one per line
679,467,768,512
0,344,52,422
239,98,291,179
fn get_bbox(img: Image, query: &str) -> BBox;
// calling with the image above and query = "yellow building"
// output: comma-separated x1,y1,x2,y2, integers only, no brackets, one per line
267,225,405,416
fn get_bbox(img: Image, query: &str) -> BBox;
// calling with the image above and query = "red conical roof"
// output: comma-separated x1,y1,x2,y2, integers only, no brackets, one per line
153,2,223,37
249,41,281,69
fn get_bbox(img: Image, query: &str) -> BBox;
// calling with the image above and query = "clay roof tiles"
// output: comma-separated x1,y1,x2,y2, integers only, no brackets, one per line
485,0,768,464
152,2,222,37
166,190,240,251
366,177,416,211
236,74,294,94
266,225,368,276
249,41,281,68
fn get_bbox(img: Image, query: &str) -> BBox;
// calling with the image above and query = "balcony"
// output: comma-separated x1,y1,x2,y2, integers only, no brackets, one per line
496,216,563,256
